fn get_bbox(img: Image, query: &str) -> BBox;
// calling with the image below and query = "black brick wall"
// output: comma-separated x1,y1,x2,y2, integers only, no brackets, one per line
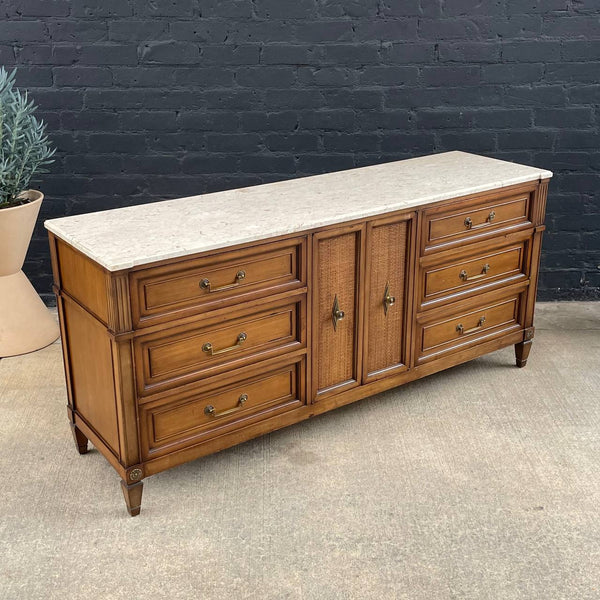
1,0,599,302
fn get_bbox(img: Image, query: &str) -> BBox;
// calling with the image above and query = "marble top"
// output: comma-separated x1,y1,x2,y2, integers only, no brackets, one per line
45,151,552,271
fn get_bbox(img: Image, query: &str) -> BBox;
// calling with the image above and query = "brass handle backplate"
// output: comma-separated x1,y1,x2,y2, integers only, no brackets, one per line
200,270,246,293
202,332,247,356
487,210,496,222
383,282,396,316
459,263,490,282
456,316,486,335
332,295,345,331
205,394,248,418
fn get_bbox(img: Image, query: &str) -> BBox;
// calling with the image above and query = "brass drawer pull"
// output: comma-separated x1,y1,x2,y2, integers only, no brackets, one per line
332,294,345,331
205,394,248,418
456,316,486,335
464,211,496,230
202,332,247,356
459,263,490,282
383,282,395,316
200,270,246,293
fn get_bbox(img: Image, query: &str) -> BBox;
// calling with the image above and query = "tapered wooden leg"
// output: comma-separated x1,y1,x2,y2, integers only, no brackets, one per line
121,480,143,517
515,340,533,368
70,424,88,454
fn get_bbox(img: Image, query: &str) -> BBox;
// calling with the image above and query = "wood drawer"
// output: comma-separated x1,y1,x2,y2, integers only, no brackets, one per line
134,296,305,396
416,290,524,364
131,237,306,327
423,190,533,253
420,238,529,309
140,358,305,459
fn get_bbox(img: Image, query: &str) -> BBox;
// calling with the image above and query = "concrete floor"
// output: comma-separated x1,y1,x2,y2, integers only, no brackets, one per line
0,302,599,600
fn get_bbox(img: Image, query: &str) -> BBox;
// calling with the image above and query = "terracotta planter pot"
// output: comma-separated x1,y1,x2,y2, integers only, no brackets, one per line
0,190,59,357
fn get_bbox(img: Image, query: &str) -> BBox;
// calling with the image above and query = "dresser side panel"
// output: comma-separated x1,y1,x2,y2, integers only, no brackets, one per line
49,233,75,412
56,240,110,324
62,297,120,456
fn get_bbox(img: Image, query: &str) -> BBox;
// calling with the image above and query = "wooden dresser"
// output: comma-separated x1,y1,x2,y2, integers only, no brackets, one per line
45,151,552,516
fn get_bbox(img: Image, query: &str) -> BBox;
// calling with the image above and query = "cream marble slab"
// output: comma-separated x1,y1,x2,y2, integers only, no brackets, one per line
45,151,552,271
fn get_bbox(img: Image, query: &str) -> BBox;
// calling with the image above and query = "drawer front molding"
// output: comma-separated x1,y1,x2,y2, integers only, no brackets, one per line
135,297,305,396
416,289,526,364
131,237,306,328
422,186,534,255
140,358,305,459
420,238,530,309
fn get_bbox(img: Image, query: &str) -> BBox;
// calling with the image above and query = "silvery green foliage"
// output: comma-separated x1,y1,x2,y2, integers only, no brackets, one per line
0,67,55,209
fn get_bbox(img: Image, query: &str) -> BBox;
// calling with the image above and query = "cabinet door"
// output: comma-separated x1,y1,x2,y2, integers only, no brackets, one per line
363,214,414,383
312,224,364,401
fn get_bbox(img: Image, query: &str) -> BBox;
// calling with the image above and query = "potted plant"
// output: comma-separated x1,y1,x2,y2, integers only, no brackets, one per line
0,67,58,357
